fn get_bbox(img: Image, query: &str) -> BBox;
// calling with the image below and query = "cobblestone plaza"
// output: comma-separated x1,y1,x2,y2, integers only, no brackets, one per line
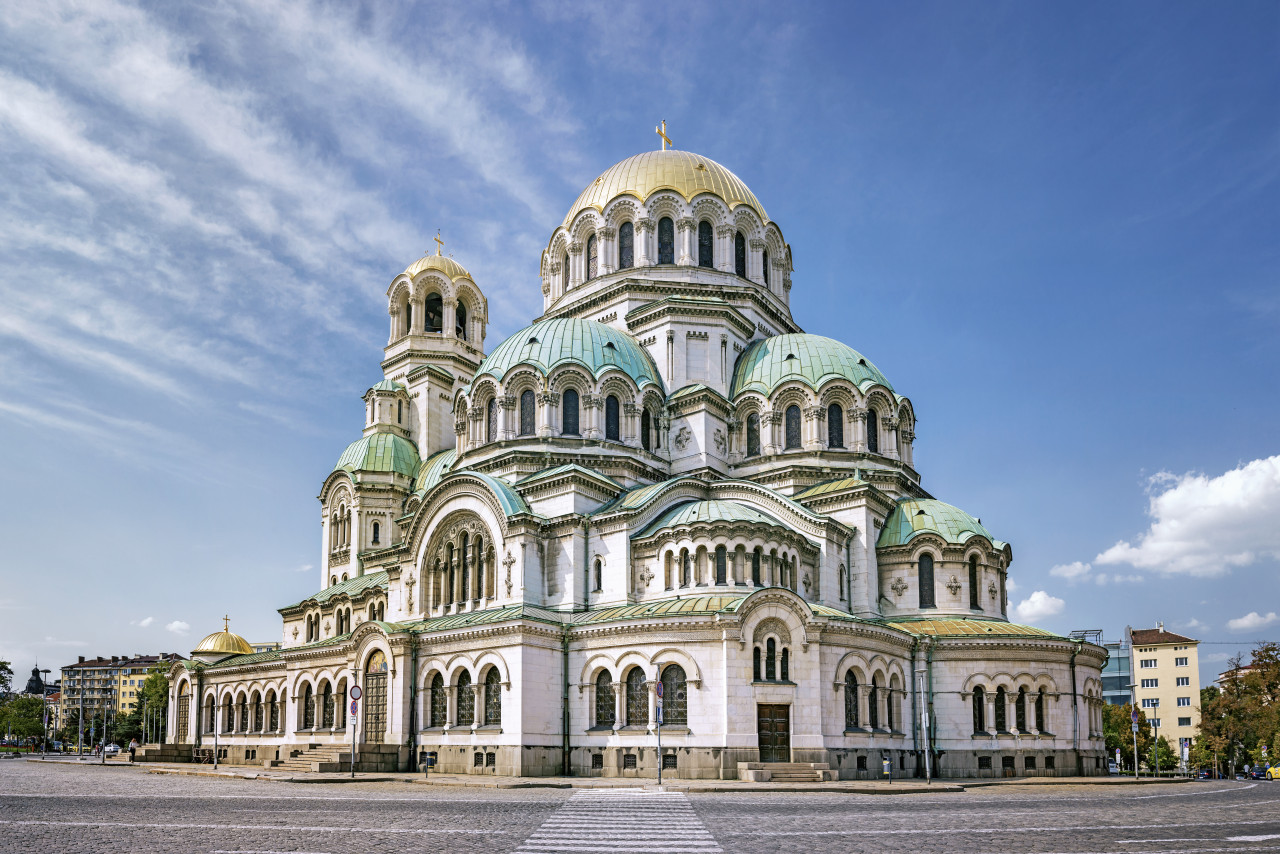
3,760,1278,853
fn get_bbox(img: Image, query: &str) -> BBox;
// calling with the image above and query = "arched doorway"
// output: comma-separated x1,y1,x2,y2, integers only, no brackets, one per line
176,682,190,742
363,649,388,744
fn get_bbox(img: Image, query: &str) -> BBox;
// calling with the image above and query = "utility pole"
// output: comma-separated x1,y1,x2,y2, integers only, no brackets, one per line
1151,719,1160,777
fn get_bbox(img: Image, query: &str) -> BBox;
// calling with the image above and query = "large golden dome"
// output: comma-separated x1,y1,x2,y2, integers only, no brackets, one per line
563,150,769,228
192,625,254,657
402,252,472,282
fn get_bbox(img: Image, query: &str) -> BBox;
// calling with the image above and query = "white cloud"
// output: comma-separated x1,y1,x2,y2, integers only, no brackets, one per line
165,620,190,636
1096,456,1280,576
1013,591,1066,624
1048,561,1142,586
1180,618,1210,632
294,564,313,573
1226,611,1279,633
130,616,154,628
1006,578,1017,593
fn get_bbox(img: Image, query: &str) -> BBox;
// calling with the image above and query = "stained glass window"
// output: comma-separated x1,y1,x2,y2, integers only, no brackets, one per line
619,222,634,269
973,686,986,733
586,234,598,280
715,545,727,585
641,409,651,451
746,413,760,457
968,555,980,609
321,684,333,728
918,553,936,608
765,638,776,681
303,684,315,729
269,693,279,731
486,398,496,442
595,672,615,727
886,686,894,730
1035,689,1046,732
239,697,248,732
658,217,674,264
605,395,620,441
869,681,880,729
867,410,879,453
519,390,535,436
844,671,859,729
1016,687,1027,732
457,671,474,726
827,404,844,447
429,674,446,727
562,389,579,435
625,667,647,726
784,405,801,450
734,231,746,277
484,668,502,726
660,665,687,726
681,550,690,587
782,648,791,681
697,221,713,267
994,686,1007,732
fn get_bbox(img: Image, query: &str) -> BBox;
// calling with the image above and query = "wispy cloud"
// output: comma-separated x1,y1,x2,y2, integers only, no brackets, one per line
165,620,190,636
130,616,154,628
1048,561,1142,586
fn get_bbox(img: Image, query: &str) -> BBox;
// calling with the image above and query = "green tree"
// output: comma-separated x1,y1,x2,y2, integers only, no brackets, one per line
1155,735,1179,771
0,659,12,695
1102,702,1153,770
0,696,47,743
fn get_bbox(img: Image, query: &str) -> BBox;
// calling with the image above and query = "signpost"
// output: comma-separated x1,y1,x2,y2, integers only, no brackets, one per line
655,681,663,787
1131,707,1140,779
349,683,361,779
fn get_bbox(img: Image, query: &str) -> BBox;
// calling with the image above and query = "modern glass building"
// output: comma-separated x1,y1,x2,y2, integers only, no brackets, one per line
1102,640,1133,706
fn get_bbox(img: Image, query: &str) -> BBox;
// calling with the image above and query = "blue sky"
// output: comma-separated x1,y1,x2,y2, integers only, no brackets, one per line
1,1,1276,691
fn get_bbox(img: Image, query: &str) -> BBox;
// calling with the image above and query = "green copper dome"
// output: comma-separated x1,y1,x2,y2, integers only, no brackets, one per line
369,379,405,393
877,498,1005,549
731,333,893,398
634,499,786,539
334,433,420,479
475,318,664,391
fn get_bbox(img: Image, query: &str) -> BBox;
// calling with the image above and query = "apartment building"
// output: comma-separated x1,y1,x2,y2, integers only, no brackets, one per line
1131,624,1201,756
60,653,181,724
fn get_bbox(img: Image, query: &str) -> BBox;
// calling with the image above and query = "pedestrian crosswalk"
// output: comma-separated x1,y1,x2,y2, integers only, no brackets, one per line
512,789,722,853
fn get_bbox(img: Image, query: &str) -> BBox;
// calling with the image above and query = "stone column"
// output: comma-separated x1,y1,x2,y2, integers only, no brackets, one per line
647,681,658,730
635,218,653,266
568,243,583,288
749,239,766,283
623,402,640,445
444,686,456,730
613,682,624,731
443,299,457,340
471,685,483,729
598,226,616,274
715,224,733,272
850,407,867,452
987,695,997,733
499,395,515,441
884,416,900,459
677,218,695,266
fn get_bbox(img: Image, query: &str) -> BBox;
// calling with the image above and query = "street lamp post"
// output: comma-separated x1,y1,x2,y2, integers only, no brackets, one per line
40,669,51,757
1151,718,1160,777
213,687,220,770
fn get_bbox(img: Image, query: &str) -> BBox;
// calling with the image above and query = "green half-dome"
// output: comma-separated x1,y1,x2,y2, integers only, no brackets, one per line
731,333,893,398
877,498,1004,549
634,499,786,539
369,379,405,393
476,318,664,391
334,433,420,478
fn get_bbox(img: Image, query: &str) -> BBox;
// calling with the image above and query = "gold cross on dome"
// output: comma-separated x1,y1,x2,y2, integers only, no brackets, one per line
433,230,444,256
655,120,672,151
222,615,230,632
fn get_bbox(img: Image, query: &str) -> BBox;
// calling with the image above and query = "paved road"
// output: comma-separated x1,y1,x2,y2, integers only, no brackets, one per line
2,760,1278,853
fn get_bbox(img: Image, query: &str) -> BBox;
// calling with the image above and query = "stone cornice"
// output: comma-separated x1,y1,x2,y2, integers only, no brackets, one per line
624,297,756,340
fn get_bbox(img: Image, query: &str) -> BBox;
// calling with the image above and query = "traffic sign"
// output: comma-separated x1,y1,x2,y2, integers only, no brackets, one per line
655,682,663,698
350,700,359,715
350,686,362,700
1130,708,1138,723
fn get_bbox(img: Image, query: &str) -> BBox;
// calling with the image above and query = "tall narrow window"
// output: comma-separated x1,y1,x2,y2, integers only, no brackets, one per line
595,672,615,727
519,390,535,436
753,647,761,681
784,405,801,450
456,671,474,726
618,222,634,269
869,679,880,729
625,667,646,726
715,545,727,585
867,410,879,453
561,253,569,291
884,684,893,730
844,671,859,729
658,217,675,264
994,686,1007,732
1035,688,1046,732
918,553,936,608
460,532,470,601
973,686,986,733
429,674,446,727
680,550,690,587
404,302,413,335
697,221,713,267
780,648,789,682
1015,687,1027,732
371,521,380,545
424,293,443,333
641,409,652,451
734,231,746,277
397,400,403,424
484,668,502,726
752,548,761,585
486,398,496,442
765,638,776,681
586,234,598,280
593,558,602,592
660,665,687,726
456,301,468,340
968,555,980,609
762,249,770,285
562,388,580,436
828,404,844,447
605,395,620,441
746,413,761,457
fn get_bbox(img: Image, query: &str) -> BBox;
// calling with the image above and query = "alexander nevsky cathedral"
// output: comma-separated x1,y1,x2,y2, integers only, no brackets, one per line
165,132,1108,780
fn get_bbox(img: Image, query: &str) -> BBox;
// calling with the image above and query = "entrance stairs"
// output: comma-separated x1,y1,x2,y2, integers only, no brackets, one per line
738,762,837,783
271,744,353,773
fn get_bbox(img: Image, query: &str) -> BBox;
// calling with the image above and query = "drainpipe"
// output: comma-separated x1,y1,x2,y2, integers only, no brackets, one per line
1070,640,1082,775
562,628,572,776
581,518,590,610
408,637,419,772
908,635,920,775
845,531,854,610
924,636,936,772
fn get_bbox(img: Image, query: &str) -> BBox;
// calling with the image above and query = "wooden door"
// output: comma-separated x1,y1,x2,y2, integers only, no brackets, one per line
757,703,790,762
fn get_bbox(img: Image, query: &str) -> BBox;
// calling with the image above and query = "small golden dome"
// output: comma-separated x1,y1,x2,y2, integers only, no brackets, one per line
563,150,769,229
402,252,472,282
192,619,254,657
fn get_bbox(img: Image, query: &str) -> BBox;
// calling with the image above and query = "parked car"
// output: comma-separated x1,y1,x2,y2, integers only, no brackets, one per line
1250,769,1269,780
1267,765,1278,781
103,743,121,755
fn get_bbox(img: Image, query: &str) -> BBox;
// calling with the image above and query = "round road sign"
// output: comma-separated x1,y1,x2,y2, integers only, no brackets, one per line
350,685,362,700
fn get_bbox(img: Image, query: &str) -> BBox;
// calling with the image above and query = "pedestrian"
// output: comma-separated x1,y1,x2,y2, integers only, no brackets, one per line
129,738,138,763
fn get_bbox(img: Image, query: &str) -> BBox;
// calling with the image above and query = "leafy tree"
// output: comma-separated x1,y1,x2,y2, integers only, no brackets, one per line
0,696,47,742
0,659,12,695
1102,702,1152,770
1155,735,1179,771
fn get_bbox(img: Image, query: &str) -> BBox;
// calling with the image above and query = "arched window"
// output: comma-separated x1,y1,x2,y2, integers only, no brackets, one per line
885,684,894,731
658,217,675,264
751,548,761,586
641,409,651,451
765,638,777,681
869,678,880,729
484,668,502,726
460,532,470,602
586,234,598,280
780,648,789,682
734,231,746,277
762,249,769,285
456,301,468,340
784,405,801,450
660,665,687,726
321,683,333,728
715,545,727,585
519,390,535,436
697,221,713,268
372,521,380,545
404,301,413,335
424,293,443,333
918,553,936,609
397,400,403,424
969,555,980,609
605,395,620,441
827,404,844,448
595,671,615,728
973,686,986,733
680,549,691,587
1015,687,1027,732
994,686,1007,732
268,690,279,732
844,671,859,729
1035,688,1046,732
625,667,647,726
746,412,761,457
753,647,762,681
456,671,474,726
562,388,580,436
618,222,634,269
561,253,569,291
867,409,879,454
429,674,446,727
302,684,315,729
593,558,602,592
239,694,249,732
486,398,496,442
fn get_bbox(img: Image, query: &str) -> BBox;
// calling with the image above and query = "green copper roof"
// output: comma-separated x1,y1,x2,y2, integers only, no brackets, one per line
284,571,389,610
413,448,455,495
573,594,749,625
880,617,1064,640
517,464,622,489
475,317,664,391
202,649,283,669
633,499,786,539
401,604,565,633
449,471,531,517
370,379,405,393
795,476,871,501
731,333,893,398
876,498,1005,549
334,433,420,478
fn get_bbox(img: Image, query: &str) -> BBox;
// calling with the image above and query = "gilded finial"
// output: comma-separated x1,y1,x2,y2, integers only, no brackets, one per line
223,614,230,632
655,120,672,151
433,230,445,256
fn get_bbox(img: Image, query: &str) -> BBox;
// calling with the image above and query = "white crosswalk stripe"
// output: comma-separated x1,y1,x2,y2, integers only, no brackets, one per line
512,789,722,853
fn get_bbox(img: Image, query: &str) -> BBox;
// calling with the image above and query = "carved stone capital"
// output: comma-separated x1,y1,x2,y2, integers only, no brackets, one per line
569,242,583,255
597,227,616,239
676,217,696,232
749,239,766,250
635,217,654,233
